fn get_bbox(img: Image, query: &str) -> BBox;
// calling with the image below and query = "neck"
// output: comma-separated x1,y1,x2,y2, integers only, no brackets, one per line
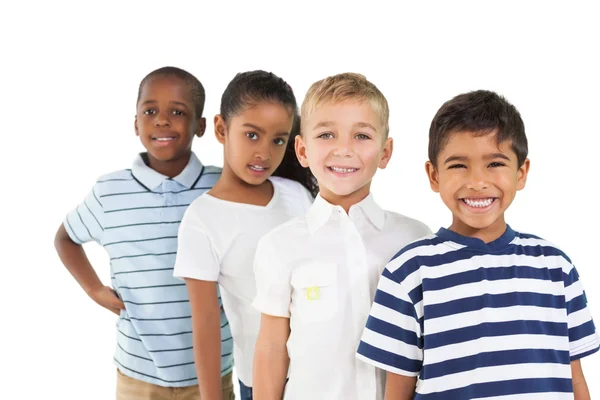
319,183,371,213
210,162,273,206
145,153,191,178
449,216,507,244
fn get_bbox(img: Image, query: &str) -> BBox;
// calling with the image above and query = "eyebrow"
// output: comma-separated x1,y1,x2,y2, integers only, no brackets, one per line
444,153,512,164
354,122,377,132
141,100,189,109
242,123,291,136
312,121,378,131
313,121,335,130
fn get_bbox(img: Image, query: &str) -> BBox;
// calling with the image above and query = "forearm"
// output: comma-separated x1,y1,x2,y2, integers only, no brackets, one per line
384,372,417,400
54,224,103,295
253,336,289,399
186,279,223,399
572,359,591,400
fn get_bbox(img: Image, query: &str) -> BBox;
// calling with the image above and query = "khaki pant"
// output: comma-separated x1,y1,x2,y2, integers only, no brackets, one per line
116,369,235,400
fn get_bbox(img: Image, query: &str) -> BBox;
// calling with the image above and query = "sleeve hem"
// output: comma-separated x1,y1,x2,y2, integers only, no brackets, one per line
252,299,290,318
355,353,419,377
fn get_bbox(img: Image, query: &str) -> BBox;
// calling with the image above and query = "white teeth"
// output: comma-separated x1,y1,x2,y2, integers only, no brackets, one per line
463,198,494,208
330,166,357,173
155,137,174,141
249,165,267,171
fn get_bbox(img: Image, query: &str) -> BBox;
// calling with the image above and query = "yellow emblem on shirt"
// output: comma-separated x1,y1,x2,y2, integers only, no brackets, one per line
306,286,320,300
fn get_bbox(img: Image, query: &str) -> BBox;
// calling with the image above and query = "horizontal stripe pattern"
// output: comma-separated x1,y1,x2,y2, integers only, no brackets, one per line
64,154,233,387
358,226,599,398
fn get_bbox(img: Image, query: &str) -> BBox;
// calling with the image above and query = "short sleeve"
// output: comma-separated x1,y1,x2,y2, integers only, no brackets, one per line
173,205,221,282
356,267,423,377
252,234,293,318
63,185,105,244
563,262,600,360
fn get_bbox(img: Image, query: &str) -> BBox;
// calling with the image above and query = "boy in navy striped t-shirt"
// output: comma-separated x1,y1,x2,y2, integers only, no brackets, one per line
54,67,234,399
357,90,599,399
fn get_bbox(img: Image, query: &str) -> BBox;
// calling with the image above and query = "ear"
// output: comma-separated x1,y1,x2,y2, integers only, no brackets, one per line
425,161,440,193
134,115,139,136
378,137,394,169
516,158,530,191
295,134,310,168
195,117,206,138
214,115,227,144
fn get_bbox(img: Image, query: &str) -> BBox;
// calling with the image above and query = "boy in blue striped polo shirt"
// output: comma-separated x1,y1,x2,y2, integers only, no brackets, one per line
357,90,599,399
54,67,234,399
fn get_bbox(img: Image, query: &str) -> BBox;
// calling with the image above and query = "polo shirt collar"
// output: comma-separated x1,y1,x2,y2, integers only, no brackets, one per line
131,152,204,191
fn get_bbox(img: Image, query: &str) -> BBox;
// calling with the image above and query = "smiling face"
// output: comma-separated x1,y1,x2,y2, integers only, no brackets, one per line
296,100,393,209
426,130,530,242
135,75,205,166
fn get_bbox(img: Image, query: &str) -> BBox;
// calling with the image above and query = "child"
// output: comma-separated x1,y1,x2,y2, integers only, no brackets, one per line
252,73,430,400
54,67,235,399
173,70,317,400
357,90,599,399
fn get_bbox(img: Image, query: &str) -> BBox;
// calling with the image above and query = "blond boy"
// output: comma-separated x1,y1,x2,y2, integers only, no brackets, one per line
251,73,430,399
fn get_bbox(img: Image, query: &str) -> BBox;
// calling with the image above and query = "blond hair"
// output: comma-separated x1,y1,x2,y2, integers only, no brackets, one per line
301,73,390,137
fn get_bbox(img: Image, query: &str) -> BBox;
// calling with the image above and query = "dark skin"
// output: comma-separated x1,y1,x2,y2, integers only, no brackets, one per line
54,75,205,316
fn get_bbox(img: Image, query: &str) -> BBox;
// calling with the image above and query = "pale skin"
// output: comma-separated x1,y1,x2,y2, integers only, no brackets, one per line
253,100,393,398
253,314,291,399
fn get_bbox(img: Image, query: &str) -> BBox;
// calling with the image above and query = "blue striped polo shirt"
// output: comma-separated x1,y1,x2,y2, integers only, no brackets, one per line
64,152,234,387
357,226,599,399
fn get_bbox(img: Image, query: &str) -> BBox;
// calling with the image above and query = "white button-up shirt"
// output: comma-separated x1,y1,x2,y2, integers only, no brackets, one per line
253,193,430,400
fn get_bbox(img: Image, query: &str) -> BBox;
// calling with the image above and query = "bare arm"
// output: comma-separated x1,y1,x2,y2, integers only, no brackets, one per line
185,278,223,399
572,359,591,400
54,224,124,314
385,371,417,400
253,313,290,399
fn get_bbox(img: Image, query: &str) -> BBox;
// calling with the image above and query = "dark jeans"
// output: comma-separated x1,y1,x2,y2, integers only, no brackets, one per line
239,380,253,400
239,379,288,400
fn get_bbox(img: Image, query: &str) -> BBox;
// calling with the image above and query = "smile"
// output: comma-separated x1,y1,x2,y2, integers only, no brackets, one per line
461,198,497,208
328,166,358,173
249,165,268,172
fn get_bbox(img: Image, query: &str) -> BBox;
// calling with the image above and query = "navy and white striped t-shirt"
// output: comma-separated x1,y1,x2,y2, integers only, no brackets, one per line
64,153,234,387
357,226,599,399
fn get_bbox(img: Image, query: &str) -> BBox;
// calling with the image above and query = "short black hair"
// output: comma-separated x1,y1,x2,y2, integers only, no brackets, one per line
136,66,205,118
429,90,528,167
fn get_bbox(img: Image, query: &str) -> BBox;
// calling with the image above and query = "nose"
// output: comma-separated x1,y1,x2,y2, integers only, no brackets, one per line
154,110,171,128
332,135,354,158
466,168,489,191
253,141,271,161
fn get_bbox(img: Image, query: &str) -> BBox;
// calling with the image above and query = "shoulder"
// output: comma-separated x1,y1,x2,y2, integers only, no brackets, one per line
385,233,445,283
182,193,220,227
197,165,222,187
257,215,308,252
271,176,314,212
270,176,310,196
90,168,135,198
511,230,574,267
383,210,432,239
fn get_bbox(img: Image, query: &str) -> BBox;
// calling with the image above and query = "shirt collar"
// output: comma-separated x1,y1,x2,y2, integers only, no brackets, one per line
131,152,204,191
436,225,516,251
306,192,385,234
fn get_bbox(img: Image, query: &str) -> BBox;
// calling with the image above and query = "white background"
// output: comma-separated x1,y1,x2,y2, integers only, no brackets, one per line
2,1,599,398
